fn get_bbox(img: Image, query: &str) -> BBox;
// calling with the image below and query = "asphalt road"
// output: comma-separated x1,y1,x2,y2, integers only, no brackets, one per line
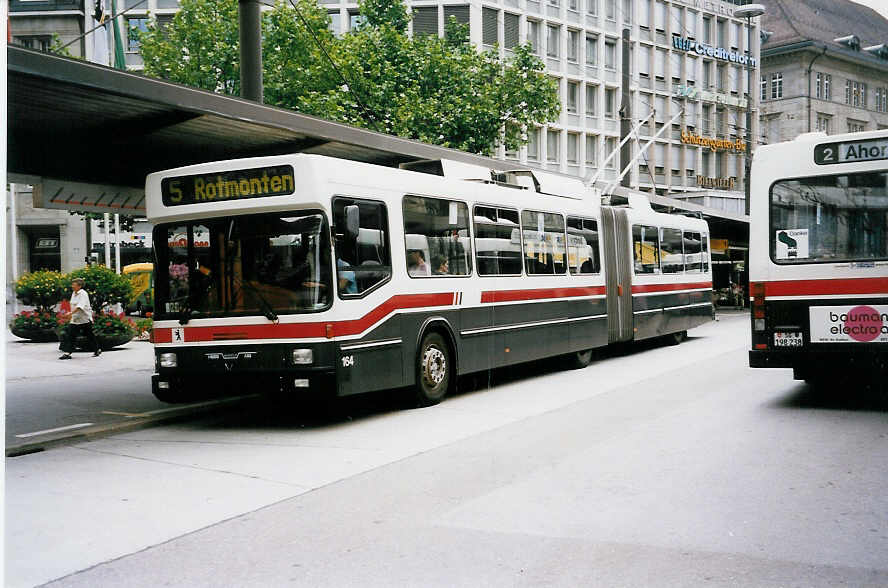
6,312,888,587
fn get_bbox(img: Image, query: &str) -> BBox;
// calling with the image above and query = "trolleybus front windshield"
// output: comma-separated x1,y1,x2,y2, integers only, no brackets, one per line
154,211,333,320
770,171,888,264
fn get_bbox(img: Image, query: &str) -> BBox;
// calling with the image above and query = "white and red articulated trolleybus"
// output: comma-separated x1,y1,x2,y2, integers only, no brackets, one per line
748,129,888,384
146,155,714,405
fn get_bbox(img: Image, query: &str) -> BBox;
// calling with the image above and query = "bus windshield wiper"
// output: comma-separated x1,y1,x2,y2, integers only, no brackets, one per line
233,278,279,322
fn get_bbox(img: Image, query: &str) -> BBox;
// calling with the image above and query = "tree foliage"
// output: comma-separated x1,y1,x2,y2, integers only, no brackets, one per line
66,265,134,312
137,0,559,155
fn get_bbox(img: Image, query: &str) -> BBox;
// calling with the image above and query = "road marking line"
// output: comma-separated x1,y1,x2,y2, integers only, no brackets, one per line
102,411,149,417
16,423,95,438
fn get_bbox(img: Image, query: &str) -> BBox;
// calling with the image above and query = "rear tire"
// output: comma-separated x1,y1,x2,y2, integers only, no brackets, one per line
414,332,452,407
667,330,686,345
568,349,594,369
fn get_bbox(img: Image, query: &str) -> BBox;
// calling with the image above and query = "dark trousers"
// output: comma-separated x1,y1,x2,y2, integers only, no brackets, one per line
59,322,100,354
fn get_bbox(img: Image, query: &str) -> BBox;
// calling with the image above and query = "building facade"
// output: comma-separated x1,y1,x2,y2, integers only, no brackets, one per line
758,0,888,145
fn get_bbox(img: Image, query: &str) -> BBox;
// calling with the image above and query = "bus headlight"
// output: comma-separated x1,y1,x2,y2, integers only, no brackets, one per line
292,349,313,365
159,353,178,368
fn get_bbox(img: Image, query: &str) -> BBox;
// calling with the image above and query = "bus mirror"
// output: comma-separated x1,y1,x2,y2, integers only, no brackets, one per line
345,205,360,242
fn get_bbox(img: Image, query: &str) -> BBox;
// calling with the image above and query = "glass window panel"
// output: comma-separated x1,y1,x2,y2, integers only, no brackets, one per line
522,211,567,274
660,227,684,273
474,206,523,275
684,231,702,272
632,224,660,273
334,199,392,295
403,196,472,277
567,217,601,274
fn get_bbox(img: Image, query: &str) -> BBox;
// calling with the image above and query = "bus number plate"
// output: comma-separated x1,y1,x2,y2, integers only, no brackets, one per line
773,332,803,347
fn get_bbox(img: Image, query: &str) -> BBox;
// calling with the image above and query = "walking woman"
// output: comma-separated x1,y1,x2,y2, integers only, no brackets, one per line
59,278,102,359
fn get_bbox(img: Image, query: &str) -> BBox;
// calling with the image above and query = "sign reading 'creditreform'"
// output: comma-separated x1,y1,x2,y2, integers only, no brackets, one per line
672,37,757,67
161,165,296,206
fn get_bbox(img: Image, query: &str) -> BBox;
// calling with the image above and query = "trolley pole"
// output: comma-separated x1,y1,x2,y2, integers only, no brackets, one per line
735,4,765,216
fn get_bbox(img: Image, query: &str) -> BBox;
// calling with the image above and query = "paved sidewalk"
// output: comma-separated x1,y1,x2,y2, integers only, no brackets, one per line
5,330,155,382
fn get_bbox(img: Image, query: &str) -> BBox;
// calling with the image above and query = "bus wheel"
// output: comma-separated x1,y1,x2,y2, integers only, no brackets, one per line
667,330,686,345
415,332,451,407
569,349,594,369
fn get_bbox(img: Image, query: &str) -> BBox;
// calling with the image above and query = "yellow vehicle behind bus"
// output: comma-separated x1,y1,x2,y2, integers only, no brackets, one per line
123,262,154,316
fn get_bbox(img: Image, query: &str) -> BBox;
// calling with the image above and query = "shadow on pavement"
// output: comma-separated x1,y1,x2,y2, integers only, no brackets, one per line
771,381,888,413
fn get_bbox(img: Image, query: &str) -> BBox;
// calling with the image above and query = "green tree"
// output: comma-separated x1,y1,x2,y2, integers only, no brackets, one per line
137,0,559,155
14,271,67,312
65,265,134,312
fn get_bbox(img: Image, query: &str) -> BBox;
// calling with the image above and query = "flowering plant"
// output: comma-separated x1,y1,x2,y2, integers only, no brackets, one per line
14,271,66,312
10,310,62,331
57,311,137,339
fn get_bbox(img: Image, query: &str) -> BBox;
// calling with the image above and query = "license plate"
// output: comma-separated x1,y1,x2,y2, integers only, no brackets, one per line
774,332,803,347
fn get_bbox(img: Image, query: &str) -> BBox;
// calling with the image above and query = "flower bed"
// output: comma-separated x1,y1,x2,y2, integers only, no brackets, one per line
57,311,137,350
9,310,61,342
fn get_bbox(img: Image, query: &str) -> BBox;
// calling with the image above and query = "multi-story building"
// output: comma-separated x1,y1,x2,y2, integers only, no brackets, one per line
758,0,888,145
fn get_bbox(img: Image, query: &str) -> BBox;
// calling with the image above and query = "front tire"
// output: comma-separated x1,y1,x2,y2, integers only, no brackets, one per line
414,332,452,407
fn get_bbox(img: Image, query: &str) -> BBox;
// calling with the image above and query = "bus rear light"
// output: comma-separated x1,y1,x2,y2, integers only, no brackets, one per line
754,319,765,332
751,282,766,320
294,379,309,388
754,343,767,350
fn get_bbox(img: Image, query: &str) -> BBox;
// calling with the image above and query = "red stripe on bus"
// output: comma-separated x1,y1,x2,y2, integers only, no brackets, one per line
763,277,888,297
480,286,606,303
631,282,712,294
153,292,455,343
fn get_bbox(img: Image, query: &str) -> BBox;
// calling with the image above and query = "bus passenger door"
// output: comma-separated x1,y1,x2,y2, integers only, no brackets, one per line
601,208,633,343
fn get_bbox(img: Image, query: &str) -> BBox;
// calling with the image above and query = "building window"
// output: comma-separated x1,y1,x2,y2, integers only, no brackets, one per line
504,13,520,49
14,35,52,52
567,81,579,113
126,18,149,53
606,0,616,21
547,25,560,58
824,74,831,100
770,73,783,100
760,76,767,101
605,39,617,70
702,16,711,44
528,21,540,56
482,7,498,46
567,133,579,164
587,0,597,16
876,87,888,113
816,114,831,134
547,129,561,163
585,135,598,166
622,0,631,24
861,83,868,109
847,120,866,133
815,72,822,99
605,88,616,118
585,35,598,66
586,84,598,116
567,30,579,63
604,137,617,168
527,128,540,161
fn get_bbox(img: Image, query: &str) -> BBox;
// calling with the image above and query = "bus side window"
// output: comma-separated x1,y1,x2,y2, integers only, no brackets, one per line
632,224,660,274
660,227,685,274
332,197,391,297
684,231,702,273
474,206,522,276
521,210,567,275
403,195,472,278
567,216,601,275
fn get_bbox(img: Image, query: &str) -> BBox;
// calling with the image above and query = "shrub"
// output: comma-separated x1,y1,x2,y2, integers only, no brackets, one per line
14,271,66,312
135,317,153,337
65,265,134,312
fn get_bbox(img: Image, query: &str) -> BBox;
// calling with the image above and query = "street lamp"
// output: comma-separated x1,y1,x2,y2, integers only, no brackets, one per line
735,3,765,216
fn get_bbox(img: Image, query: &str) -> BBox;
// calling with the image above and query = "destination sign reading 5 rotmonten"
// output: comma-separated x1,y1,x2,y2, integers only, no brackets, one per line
814,138,888,165
161,165,295,206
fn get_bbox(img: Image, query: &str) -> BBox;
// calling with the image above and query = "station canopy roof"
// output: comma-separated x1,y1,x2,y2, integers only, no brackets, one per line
7,45,746,236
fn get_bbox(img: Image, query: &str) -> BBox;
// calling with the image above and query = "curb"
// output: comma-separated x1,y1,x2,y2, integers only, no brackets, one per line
6,394,261,457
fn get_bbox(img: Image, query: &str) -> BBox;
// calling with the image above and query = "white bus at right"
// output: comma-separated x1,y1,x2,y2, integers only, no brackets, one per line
748,129,888,386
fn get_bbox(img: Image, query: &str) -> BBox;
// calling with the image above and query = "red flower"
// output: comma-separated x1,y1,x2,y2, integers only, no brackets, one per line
105,321,112,326
34,318,41,323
